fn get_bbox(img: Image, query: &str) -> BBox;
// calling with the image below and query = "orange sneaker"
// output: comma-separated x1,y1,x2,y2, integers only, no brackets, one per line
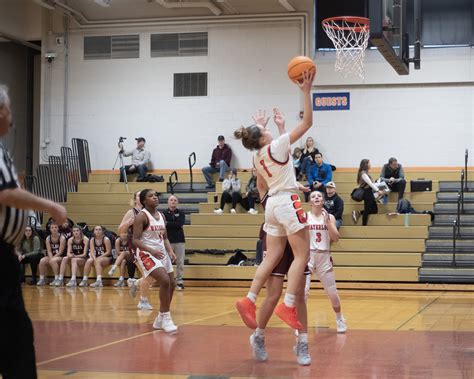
235,297,257,329
275,302,302,330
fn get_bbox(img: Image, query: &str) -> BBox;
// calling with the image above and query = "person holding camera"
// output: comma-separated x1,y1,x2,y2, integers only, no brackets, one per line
118,137,151,182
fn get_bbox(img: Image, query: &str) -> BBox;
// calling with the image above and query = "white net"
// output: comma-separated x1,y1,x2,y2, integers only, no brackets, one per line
322,17,370,79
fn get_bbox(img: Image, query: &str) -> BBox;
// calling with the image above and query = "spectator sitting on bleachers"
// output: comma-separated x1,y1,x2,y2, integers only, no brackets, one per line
109,232,131,287
380,157,406,200
119,137,151,182
245,168,259,215
59,219,73,240
16,226,43,285
214,168,249,214
352,159,386,226
323,182,344,230
202,135,233,189
305,152,333,201
292,147,303,179
299,136,320,180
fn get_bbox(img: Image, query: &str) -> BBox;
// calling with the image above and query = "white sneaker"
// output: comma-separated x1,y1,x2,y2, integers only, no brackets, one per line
90,280,103,288
161,315,178,333
137,298,153,311
36,278,46,286
248,208,258,215
127,278,138,297
336,317,347,333
49,279,58,286
108,265,117,276
78,279,88,287
55,279,64,287
230,208,237,214
250,333,268,361
213,209,223,215
153,314,163,330
294,341,311,365
114,279,126,287
66,279,77,287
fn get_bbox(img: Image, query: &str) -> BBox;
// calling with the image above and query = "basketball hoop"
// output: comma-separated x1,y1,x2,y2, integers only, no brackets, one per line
322,16,370,79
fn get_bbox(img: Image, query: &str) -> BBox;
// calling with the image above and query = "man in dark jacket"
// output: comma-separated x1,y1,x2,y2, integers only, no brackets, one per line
163,195,186,290
323,181,344,229
380,157,406,200
202,135,232,188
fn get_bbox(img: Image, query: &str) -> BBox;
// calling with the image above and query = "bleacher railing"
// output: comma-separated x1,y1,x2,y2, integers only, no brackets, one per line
72,138,91,182
188,152,196,192
465,149,468,192
22,138,91,224
169,171,178,195
452,220,457,266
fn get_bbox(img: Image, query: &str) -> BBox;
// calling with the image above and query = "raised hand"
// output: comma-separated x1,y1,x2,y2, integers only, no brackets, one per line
273,108,285,129
295,70,315,92
252,109,270,127
321,208,330,222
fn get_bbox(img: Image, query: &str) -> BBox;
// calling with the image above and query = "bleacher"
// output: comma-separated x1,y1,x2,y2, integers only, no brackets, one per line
44,168,473,286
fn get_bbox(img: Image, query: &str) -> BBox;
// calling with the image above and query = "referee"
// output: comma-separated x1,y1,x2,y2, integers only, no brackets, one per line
0,85,67,378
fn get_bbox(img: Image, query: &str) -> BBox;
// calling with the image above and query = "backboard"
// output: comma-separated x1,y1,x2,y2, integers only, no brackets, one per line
369,0,420,75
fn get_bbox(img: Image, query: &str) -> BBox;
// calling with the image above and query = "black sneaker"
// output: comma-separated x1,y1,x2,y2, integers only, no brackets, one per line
176,283,185,290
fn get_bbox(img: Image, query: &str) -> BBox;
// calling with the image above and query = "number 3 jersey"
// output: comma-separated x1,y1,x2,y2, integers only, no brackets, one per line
253,133,299,196
306,211,331,252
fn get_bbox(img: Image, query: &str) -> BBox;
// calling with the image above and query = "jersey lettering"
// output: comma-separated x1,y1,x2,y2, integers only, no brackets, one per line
259,159,273,177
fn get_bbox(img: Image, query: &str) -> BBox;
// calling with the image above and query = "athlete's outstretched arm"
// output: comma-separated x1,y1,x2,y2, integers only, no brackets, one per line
273,108,286,136
289,71,315,145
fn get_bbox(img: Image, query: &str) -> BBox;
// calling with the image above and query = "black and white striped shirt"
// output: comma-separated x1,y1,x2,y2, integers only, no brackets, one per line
0,141,32,246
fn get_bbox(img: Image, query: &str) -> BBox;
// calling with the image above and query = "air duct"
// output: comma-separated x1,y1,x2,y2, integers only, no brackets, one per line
154,0,222,16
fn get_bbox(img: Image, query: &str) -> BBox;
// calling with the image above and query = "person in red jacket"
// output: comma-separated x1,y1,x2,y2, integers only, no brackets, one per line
201,135,232,189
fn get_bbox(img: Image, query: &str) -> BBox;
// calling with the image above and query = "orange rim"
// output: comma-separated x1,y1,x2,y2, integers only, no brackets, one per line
322,16,370,33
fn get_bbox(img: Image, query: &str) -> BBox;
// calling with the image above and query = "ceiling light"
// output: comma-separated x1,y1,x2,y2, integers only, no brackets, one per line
94,0,111,7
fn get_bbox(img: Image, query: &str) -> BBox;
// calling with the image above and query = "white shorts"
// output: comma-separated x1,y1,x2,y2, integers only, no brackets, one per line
135,249,173,278
263,192,307,237
308,250,333,279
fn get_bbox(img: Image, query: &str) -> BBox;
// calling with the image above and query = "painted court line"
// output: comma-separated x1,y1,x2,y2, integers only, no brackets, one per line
37,309,236,366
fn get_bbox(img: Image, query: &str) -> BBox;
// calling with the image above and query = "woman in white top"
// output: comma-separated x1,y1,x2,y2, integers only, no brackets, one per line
352,159,386,226
234,71,314,331
305,191,346,333
133,189,177,333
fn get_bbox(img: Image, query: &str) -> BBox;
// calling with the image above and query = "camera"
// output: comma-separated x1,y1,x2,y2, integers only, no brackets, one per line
44,52,57,63
118,136,127,143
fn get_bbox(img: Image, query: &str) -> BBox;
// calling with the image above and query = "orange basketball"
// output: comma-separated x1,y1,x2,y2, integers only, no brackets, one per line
287,56,316,82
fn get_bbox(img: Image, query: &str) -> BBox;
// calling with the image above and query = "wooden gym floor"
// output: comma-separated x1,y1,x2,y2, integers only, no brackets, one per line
24,286,473,378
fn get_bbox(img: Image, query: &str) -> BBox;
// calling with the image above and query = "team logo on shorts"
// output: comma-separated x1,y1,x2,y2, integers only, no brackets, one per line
291,194,307,224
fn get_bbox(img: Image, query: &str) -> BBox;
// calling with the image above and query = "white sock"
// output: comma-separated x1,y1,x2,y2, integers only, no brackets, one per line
83,276,88,280
247,292,257,304
255,328,265,337
298,333,308,343
140,296,148,302
336,313,344,320
284,293,296,307
58,275,63,280
111,264,117,270
119,276,124,281
160,311,170,318
54,275,59,280
97,275,102,281
71,276,76,281
40,275,45,280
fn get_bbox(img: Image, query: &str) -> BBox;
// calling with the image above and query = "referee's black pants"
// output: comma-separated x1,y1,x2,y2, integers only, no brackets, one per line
0,243,37,379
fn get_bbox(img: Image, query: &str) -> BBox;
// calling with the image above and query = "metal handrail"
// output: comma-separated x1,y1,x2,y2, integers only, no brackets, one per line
456,192,461,238
452,220,457,267
188,152,196,192
169,171,178,195
465,149,468,192
460,170,465,214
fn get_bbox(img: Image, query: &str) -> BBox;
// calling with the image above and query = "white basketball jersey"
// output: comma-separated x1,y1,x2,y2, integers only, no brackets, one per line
253,133,298,196
139,209,166,254
306,211,331,251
